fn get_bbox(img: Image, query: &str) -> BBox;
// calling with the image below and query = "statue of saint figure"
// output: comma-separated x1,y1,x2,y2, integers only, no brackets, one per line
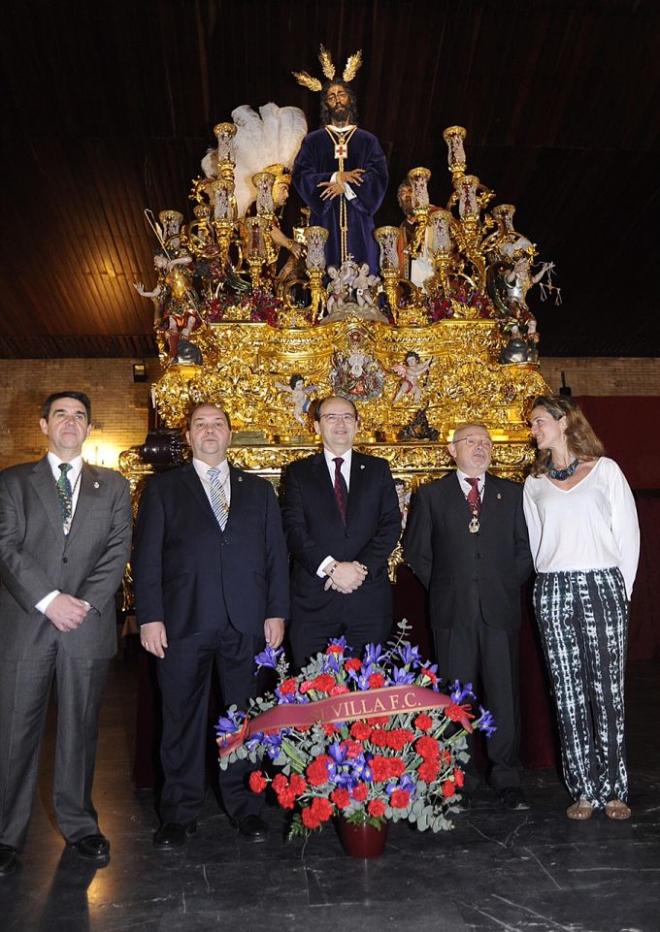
292,79,388,274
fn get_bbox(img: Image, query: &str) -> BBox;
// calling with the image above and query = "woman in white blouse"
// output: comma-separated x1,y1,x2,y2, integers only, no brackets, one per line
523,395,640,821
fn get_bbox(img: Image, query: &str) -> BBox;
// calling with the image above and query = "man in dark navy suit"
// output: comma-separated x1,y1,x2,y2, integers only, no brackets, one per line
133,403,289,847
404,423,533,811
281,395,401,668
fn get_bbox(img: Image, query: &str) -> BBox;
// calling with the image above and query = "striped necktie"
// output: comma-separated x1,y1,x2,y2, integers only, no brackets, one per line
207,466,229,530
333,457,348,523
57,462,73,525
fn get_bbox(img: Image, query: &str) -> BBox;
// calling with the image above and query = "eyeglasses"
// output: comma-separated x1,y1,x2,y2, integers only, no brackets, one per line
453,437,493,449
320,414,356,424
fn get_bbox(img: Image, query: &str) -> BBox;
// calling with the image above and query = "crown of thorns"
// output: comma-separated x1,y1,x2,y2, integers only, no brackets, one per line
292,44,363,92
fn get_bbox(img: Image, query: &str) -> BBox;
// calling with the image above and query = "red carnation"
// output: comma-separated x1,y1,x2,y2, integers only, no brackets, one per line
386,728,414,751
441,779,456,798
390,789,411,809
323,723,339,736
248,771,267,794
331,788,351,809
350,721,372,741
445,702,474,723
387,758,405,778
310,797,334,822
370,716,390,727
370,756,392,782
344,658,362,672
352,782,369,801
330,684,350,696
311,673,336,694
368,673,385,689
368,799,386,818
416,736,440,760
301,807,321,830
420,666,438,685
418,760,439,783
414,714,433,732
340,739,363,759
326,643,344,655
454,768,465,788
276,788,297,809
289,774,308,795
271,773,289,793
370,730,390,748
306,755,332,786
278,678,298,695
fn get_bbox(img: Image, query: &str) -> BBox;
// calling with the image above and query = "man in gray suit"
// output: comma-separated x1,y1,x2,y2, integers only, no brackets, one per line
0,392,132,876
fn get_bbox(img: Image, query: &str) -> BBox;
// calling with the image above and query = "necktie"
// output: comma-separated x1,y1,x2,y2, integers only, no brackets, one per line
207,467,229,530
57,463,73,526
465,477,481,516
333,457,348,523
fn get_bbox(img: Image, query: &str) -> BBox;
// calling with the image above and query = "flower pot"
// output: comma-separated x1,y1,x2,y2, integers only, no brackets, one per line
336,816,388,858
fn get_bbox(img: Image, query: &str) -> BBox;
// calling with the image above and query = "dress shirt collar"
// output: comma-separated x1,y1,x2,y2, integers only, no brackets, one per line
193,457,229,485
456,469,485,497
328,123,355,133
47,452,83,482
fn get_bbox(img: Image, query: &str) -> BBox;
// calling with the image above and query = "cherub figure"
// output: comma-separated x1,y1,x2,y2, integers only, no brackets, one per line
133,253,199,360
275,373,318,426
392,351,434,404
326,265,347,314
351,262,379,307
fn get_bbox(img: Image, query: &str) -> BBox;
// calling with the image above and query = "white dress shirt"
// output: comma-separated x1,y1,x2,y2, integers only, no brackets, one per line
456,469,485,502
317,448,353,576
193,457,231,509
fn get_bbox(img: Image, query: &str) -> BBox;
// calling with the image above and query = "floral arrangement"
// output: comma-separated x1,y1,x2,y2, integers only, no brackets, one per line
217,622,495,836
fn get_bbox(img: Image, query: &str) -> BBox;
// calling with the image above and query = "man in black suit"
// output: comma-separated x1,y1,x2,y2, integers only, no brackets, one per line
404,423,533,810
132,403,289,847
281,395,401,668
0,392,131,876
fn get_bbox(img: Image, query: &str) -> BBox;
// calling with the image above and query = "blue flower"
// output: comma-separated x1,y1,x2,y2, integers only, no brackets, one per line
476,706,497,738
254,646,283,671
390,665,416,685
362,642,386,665
396,643,422,667
215,708,246,737
448,680,476,704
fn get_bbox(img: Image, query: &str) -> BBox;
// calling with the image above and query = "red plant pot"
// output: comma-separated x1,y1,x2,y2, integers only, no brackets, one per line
336,817,389,858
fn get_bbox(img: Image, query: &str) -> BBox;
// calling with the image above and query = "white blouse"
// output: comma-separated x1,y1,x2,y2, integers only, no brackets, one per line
523,457,640,598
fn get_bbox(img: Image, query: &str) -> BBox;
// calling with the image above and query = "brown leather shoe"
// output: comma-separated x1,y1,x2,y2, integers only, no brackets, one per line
566,799,594,820
605,799,631,820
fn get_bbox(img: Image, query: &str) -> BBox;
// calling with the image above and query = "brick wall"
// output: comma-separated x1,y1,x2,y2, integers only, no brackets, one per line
539,357,660,396
0,358,156,470
0,356,658,469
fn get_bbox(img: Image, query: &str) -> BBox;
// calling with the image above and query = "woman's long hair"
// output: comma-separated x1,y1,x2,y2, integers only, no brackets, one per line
529,394,604,476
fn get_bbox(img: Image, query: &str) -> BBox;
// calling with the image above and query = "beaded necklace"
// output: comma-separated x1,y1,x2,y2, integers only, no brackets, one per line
548,458,579,481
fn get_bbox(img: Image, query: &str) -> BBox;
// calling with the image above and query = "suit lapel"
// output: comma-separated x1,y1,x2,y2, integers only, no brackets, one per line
30,457,65,540
480,473,500,527
66,464,100,540
226,464,246,526
180,463,219,528
346,451,365,524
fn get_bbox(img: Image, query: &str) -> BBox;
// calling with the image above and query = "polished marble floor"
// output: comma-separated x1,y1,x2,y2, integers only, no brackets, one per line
1,644,659,931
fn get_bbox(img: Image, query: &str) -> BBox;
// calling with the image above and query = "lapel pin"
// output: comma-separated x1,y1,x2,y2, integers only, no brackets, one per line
237,476,243,482
94,481,100,489
360,464,365,470
497,492,501,500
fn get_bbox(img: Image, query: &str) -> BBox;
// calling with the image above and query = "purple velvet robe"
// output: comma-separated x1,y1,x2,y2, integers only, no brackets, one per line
292,127,388,273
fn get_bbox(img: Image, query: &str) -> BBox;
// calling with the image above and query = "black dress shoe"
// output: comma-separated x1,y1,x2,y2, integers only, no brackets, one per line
499,787,530,811
233,814,268,842
69,834,110,862
0,844,19,876
153,821,197,849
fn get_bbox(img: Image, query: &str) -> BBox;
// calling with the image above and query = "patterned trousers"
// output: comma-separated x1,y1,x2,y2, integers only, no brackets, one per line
533,568,629,807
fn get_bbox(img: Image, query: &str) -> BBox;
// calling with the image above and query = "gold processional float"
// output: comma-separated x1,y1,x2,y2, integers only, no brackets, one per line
124,83,561,576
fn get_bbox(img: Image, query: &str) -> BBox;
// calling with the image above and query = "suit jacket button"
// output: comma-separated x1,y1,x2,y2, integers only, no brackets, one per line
62,557,68,563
